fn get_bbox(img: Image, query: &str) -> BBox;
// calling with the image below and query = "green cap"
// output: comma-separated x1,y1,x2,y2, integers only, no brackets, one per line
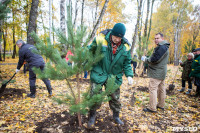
111,23,126,38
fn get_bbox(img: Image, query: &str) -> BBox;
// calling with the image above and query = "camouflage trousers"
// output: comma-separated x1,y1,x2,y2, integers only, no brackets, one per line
90,83,121,112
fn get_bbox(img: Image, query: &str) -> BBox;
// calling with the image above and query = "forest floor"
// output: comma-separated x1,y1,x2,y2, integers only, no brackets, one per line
0,58,200,133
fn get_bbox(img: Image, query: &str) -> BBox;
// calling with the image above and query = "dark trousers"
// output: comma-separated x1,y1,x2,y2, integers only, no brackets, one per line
143,66,148,74
132,62,137,73
90,83,121,112
195,77,200,95
29,65,51,90
84,71,88,78
23,64,28,74
182,79,192,89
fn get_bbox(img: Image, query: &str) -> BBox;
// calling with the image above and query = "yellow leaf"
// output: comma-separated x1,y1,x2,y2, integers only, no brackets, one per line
20,117,26,121
0,120,6,126
23,93,26,97
27,126,37,132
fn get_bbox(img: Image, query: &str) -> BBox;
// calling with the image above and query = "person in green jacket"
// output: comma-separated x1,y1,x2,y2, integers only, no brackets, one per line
87,23,134,128
141,33,170,112
178,53,194,94
189,48,200,97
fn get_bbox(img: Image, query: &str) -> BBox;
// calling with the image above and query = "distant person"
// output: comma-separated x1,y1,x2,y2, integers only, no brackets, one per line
141,33,170,112
65,50,74,66
142,55,149,76
131,55,138,76
189,48,200,97
178,53,194,94
84,71,88,79
15,39,52,98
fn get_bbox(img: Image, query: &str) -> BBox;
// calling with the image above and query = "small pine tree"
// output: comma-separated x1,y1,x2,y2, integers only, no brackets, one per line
31,4,119,127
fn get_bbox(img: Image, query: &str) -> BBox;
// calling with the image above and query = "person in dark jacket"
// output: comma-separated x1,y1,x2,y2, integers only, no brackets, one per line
189,48,200,97
15,39,52,98
131,55,138,76
87,23,133,128
141,33,170,112
178,53,194,94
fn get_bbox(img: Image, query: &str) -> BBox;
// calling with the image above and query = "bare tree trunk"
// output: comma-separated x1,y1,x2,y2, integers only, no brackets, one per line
49,0,52,44
25,0,29,35
130,0,143,55
143,0,150,49
147,0,155,44
12,25,16,58
27,0,39,44
3,28,7,61
93,0,99,28
60,0,66,35
12,10,16,59
0,20,2,61
81,0,85,26
89,0,109,43
73,0,78,28
144,0,150,37
173,9,184,66
138,7,143,45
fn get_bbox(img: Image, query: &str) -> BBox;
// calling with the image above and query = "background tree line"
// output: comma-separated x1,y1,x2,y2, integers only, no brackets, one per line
0,0,199,65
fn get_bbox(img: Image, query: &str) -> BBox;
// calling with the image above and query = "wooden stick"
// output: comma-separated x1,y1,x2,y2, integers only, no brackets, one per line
130,49,147,106
171,56,183,84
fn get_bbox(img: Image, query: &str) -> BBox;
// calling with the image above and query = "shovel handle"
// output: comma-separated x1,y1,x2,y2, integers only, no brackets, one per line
4,72,17,85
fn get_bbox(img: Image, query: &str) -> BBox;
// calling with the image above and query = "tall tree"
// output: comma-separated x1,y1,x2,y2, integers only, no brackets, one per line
60,0,66,35
130,0,143,55
89,0,109,43
81,0,85,26
12,13,16,59
147,0,155,43
0,0,10,61
49,0,52,43
144,0,150,38
172,0,192,65
27,0,39,44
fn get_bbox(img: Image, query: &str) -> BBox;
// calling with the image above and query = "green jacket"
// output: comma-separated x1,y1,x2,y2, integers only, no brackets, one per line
88,30,133,85
181,59,193,81
189,54,200,78
145,40,170,80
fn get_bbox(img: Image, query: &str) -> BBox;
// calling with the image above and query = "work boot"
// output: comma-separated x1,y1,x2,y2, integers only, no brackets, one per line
113,111,124,125
27,86,36,98
47,87,52,96
178,87,185,92
193,91,200,97
87,110,96,129
185,89,192,95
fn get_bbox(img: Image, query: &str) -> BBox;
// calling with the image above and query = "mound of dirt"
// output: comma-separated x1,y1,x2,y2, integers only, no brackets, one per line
0,88,26,101
35,111,129,133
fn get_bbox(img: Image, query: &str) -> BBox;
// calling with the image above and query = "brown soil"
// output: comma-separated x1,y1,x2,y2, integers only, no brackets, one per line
35,111,129,133
0,88,26,101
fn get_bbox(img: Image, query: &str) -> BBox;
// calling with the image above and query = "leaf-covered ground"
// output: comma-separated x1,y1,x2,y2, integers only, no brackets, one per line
0,58,200,132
